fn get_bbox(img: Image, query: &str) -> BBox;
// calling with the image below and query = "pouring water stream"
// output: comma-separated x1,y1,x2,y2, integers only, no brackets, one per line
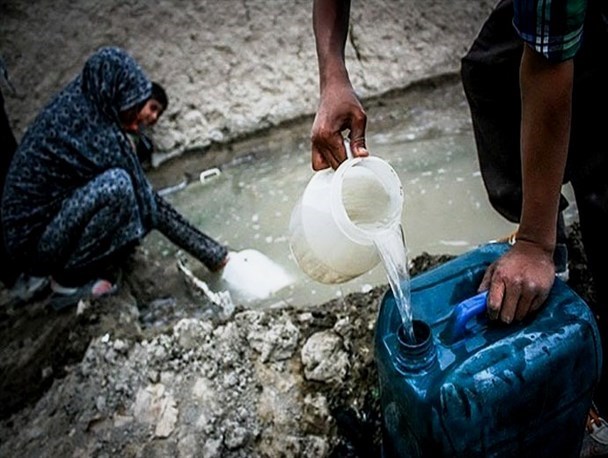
372,223,416,344
340,143,415,343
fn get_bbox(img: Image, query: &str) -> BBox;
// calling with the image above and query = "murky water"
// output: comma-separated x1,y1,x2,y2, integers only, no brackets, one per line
146,83,574,309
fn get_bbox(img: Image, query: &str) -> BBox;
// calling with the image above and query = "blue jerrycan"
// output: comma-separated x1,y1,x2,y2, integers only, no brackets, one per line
375,242,602,457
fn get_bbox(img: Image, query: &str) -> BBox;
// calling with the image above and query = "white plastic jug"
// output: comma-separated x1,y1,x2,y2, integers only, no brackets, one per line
289,156,404,284
220,249,293,302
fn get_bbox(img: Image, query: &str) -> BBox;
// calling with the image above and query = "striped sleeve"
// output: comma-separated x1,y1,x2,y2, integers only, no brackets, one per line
513,0,587,62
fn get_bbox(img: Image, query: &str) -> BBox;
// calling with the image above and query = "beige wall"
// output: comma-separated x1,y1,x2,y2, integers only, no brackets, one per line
0,0,494,159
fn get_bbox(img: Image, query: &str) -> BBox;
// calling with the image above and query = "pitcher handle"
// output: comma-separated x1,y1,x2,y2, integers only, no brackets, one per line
343,138,354,159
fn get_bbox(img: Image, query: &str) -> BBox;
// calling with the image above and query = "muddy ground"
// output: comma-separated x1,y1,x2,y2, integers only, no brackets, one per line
0,217,597,457
0,76,600,458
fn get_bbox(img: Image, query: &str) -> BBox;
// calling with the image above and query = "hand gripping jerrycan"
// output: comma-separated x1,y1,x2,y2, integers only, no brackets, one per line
375,242,602,458
289,155,404,284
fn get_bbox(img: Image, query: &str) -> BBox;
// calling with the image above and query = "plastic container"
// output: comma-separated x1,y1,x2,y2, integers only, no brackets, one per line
289,156,404,284
220,249,293,302
375,242,602,457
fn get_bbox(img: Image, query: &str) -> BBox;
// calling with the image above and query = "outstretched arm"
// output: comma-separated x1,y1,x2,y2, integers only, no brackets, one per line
311,0,368,170
480,45,573,323
154,194,228,272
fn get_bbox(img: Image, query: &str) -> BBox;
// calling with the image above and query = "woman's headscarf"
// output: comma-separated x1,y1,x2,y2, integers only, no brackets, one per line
2,47,156,258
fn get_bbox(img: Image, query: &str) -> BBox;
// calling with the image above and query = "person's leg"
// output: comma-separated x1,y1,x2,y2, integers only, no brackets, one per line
34,168,149,287
573,181,608,415
0,88,19,287
460,0,524,225
568,0,608,418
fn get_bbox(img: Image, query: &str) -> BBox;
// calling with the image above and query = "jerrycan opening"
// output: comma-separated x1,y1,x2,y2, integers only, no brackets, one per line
391,291,491,375
394,320,437,374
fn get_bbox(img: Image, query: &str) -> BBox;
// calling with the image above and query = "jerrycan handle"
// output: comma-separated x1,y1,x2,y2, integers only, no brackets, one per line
449,291,488,341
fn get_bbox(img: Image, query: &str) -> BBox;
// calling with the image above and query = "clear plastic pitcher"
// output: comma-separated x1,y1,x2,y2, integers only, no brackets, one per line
289,156,404,284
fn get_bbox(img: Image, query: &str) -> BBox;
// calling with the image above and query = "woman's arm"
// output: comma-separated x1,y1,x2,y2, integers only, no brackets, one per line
153,193,228,272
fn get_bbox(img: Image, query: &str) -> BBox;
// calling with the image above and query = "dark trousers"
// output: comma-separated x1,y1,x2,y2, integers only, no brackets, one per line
32,168,148,286
0,89,18,287
461,0,608,415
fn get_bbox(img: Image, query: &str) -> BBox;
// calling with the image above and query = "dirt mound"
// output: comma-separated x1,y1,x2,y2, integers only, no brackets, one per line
0,224,596,457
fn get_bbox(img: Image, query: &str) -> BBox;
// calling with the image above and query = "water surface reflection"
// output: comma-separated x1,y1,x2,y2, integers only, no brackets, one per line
146,85,524,308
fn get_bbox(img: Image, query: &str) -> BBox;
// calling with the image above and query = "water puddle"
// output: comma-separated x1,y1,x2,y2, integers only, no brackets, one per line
146,142,514,307
144,82,553,309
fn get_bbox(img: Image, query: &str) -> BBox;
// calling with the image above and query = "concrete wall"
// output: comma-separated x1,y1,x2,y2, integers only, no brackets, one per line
0,0,494,161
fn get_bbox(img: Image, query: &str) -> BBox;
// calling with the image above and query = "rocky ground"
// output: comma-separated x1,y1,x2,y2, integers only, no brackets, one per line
0,220,598,457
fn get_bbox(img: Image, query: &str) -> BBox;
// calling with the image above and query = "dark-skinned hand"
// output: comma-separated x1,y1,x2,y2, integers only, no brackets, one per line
310,81,369,171
479,239,555,324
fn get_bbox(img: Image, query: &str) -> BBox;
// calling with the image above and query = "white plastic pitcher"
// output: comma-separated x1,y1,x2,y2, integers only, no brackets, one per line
289,156,404,284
